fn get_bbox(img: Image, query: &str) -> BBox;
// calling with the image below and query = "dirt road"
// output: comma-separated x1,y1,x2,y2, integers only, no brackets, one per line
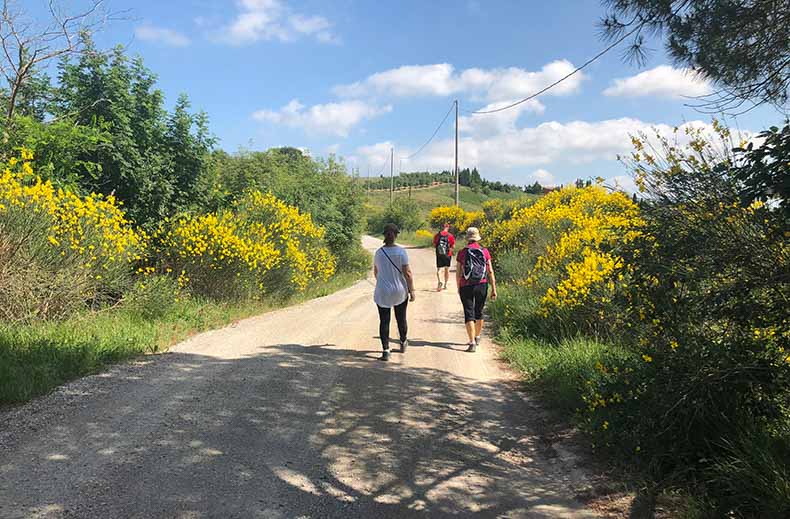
0,236,597,518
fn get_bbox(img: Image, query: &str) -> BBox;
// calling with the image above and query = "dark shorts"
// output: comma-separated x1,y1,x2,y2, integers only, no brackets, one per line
436,254,451,268
459,283,488,322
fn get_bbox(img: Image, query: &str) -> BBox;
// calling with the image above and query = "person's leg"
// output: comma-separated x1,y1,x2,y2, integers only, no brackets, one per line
394,298,408,344
443,266,450,288
436,266,442,289
377,305,391,351
465,321,476,342
473,283,488,344
459,286,476,346
475,319,484,337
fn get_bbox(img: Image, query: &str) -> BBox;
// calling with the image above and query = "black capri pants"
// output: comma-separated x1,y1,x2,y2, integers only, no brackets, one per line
377,298,408,350
459,283,488,322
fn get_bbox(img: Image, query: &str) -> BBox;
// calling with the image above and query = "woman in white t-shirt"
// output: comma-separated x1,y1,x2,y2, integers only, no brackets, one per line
373,223,416,361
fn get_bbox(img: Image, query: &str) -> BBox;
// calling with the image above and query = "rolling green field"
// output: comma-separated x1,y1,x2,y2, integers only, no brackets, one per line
364,183,537,247
365,183,532,220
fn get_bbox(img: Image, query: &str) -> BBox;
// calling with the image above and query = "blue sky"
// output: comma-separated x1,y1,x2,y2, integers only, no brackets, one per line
40,0,786,188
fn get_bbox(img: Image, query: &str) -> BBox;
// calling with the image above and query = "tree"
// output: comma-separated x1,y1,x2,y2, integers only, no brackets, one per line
0,0,113,124
732,124,790,222
166,93,215,210
56,41,213,226
600,0,790,112
0,64,51,121
526,181,543,194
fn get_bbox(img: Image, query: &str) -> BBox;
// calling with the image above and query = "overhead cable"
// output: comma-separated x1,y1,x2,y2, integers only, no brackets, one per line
464,24,643,115
401,101,456,160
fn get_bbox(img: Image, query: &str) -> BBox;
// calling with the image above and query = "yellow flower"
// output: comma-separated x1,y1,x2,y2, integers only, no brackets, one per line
642,354,653,363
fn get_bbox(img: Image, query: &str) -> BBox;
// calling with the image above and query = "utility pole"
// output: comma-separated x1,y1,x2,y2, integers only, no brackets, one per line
390,147,394,204
454,99,459,206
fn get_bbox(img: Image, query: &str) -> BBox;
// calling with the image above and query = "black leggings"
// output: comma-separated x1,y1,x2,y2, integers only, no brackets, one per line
377,298,408,350
459,283,488,322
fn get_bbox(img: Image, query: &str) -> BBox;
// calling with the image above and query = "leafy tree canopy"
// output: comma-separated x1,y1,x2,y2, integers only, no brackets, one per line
601,0,790,111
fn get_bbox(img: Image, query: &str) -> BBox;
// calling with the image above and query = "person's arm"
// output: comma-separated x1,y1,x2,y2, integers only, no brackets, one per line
455,250,463,292
487,259,497,300
403,264,416,301
448,234,455,256
374,263,378,279
432,234,438,247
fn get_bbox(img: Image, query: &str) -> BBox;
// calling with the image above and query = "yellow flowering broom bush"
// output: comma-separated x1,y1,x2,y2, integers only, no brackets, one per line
577,125,790,511
487,185,644,332
428,205,484,234
0,150,145,321
154,190,335,300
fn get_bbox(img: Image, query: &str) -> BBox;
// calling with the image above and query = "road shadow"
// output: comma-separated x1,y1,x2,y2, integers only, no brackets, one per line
373,337,466,351
406,338,468,351
1,343,593,518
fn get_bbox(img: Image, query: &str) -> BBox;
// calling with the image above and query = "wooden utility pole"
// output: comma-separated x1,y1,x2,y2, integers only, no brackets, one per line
454,99,459,206
390,147,394,204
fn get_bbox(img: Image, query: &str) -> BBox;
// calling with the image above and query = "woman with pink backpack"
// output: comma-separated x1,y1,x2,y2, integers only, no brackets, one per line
455,227,497,352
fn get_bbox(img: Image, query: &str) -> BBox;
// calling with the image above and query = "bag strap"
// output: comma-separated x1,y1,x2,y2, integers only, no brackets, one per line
380,247,404,277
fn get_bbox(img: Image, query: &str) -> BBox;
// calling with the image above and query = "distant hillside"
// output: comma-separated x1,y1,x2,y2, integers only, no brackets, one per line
365,183,536,220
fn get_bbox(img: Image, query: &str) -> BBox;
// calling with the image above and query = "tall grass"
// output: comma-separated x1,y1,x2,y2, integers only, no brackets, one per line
0,270,366,405
396,230,434,248
498,330,630,415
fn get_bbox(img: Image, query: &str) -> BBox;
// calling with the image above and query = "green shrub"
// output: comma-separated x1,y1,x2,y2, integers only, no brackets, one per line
500,331,628,415
707,427,790,517
495,249,537,283
579,124,790,514
0,152,144,322
368,197,423,233
336,243,371,274
124,275,181,320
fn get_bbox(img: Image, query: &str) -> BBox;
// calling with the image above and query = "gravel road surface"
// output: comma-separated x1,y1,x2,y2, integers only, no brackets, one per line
0,236,597,518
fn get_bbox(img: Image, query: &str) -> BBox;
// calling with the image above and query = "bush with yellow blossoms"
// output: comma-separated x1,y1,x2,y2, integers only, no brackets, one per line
428,206,484,234
578,124,790,513
0,149,145,321
153,190,335,300
486,185,644,333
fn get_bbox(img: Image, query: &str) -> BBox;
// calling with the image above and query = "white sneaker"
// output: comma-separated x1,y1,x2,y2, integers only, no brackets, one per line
474,336,481,346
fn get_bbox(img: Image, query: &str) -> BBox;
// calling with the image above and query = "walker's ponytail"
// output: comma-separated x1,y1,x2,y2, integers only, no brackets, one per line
382,223,399,246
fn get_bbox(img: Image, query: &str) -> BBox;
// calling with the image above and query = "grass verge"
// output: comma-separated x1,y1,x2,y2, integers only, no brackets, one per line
497,329,628,415
0,269,366,406
396,230,434,248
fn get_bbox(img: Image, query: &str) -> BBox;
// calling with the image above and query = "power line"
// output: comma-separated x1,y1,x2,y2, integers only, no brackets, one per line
463,23,643,115
401,101,455,160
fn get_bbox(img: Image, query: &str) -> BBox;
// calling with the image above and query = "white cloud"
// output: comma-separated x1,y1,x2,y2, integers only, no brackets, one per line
603,65,713,99
530,169,555,186
606,175,638,193
335,64,456,98
333,60,586,102
218,0,337,45
135,24,190,47
358,119,731,180
459,99,544,138
252,99,391,137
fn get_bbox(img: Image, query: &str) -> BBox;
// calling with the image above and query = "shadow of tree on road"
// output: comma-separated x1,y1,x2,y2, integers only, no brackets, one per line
1,343,593,518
